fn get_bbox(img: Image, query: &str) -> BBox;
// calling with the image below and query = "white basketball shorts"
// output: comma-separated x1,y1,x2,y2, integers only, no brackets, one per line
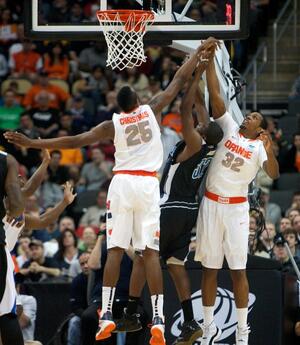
195,196,250,270
106,174,160,251
0,245,17,316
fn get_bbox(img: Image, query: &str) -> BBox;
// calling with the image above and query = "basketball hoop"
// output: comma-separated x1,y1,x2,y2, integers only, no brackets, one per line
97,10,155,71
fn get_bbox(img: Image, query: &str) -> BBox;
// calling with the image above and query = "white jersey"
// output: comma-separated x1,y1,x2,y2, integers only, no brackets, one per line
206,112,267,197
112,104,163,172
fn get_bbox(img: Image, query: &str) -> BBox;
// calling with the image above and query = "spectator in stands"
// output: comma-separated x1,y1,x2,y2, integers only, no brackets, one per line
289,75,300,100
288,191,300,212
47,150,70,185
79,147,112,192
280,217,292,233
67,252,91,345
47,0,70,23
77,65,109,104
16,235,31,268
12,112,41,171
148,76,162,98
19,112,39,139
54,129,84,167
0,89,23,131
43,42,69,80
26,90,60,138
35,170,64,209
0,8,18,43
8,24,24,66
42,216,60,257
283,228,300,258
20,239,61,282
79,189,107,227
272,234,300,276
23,70,70,110
78,227,97,252
59,111,86,135
78,41,107,72
259,188,282,229
292,215,300,241
258,222,276,257
68,95,93,130
70,1,86,23
116,67,150,99
59,216,76,233
11,39,42,80
280,133,300,173
16,293,42,345
0,51,8,80
287,209,300,223
54,229,81,280
94,90,119,124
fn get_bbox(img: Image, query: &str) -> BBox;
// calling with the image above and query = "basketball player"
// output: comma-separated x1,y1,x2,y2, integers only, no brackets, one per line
196,59,279,345
115,66,223,345
5,38,220,345
0,150,25,345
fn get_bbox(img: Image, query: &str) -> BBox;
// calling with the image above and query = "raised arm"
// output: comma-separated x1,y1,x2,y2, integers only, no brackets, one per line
21,149,50,198
149,38,219,117
25,182,76,230
180,67,206,156
5,154,24,218
195,84,209,126
4,120,115,149
206,59,226,119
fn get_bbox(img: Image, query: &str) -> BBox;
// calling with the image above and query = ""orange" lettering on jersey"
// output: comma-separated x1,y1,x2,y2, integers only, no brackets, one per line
120,111,149,125
224,139,252,159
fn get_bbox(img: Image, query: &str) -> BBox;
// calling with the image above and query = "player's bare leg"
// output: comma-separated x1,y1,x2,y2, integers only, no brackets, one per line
200,267,221,345
96,247,125,341
168,264,203,345
143,247,166,345
230,269,250,344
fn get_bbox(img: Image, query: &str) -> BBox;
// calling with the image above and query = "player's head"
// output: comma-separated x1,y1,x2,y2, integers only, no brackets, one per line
117,86,139,113
197,122,224,145
240,112,267,135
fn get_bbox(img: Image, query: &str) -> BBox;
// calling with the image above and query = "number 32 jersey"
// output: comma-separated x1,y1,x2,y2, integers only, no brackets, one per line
206,112,267,197
112,104,163,172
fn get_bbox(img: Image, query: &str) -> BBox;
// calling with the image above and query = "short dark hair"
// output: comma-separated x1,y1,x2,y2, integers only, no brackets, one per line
117,86,138,112
260,115,268,130
204,122,224,145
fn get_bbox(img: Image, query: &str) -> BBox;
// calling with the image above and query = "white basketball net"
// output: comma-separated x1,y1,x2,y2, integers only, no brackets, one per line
97,10,154,71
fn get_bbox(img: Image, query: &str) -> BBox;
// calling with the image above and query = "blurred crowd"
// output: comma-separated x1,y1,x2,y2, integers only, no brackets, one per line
0,0,299,344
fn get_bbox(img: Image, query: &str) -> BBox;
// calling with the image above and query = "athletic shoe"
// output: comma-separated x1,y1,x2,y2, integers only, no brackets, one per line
200,322,221,345
172,319,203,345
235,325,250,344
150,316,166,345
114,308,142,332
95,311,116,341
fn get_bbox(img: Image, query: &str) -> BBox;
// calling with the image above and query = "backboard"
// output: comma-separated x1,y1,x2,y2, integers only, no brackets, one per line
24,0,250,42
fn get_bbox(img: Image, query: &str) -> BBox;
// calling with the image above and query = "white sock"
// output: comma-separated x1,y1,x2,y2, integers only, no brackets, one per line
101,286,115,317
236,308,248,329
203,306,214,326
151,294,164,320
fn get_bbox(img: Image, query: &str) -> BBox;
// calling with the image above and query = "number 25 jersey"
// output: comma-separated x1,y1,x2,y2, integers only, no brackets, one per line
112,104,163,172
206,112,267,197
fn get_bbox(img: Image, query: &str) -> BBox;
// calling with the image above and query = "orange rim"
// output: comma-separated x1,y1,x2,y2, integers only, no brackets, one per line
97,9,154,22
97,9,154,32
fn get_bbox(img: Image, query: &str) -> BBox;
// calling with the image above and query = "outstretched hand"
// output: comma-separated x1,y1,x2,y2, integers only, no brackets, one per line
258,130,273,153
4,131,32,148
63,181,77,205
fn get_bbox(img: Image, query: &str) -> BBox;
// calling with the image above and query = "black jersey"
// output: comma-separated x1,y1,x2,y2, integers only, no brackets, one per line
160,140,216,202
0,151,8,245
